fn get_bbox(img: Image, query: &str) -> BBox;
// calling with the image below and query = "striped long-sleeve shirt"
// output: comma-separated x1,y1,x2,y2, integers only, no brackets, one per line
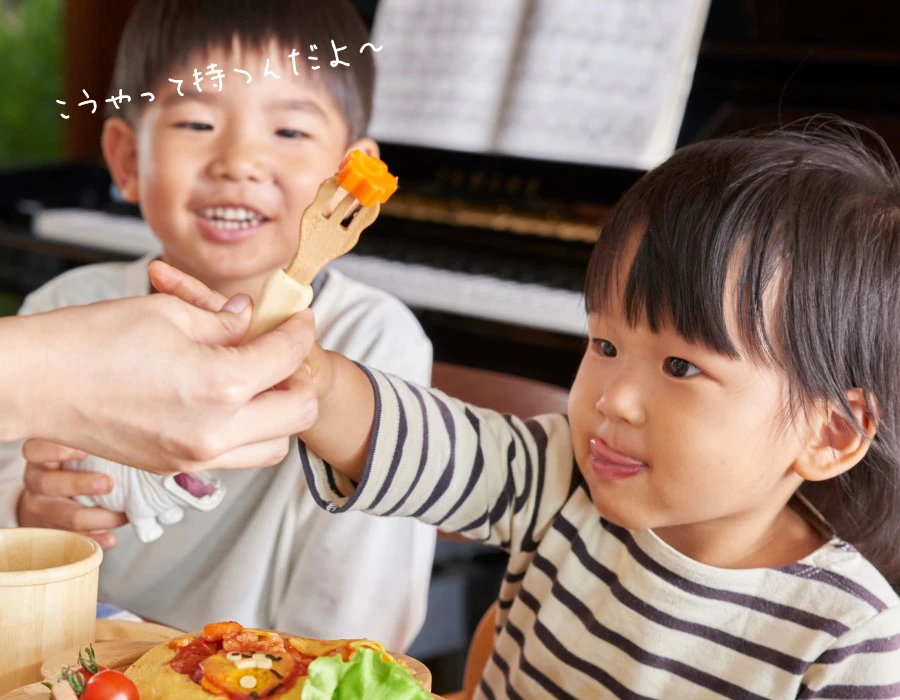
300,367,900,699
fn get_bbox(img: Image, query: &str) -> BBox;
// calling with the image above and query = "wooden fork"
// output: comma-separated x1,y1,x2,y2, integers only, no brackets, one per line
244,177,381,342
284,178,380,285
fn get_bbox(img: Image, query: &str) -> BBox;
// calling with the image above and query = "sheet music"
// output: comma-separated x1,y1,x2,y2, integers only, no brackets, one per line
368,0,528,152
368,0,710,169
496,0,711,168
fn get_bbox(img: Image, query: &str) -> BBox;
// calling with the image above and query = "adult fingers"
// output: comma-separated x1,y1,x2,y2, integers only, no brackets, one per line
216,312,316,397
23,462,112,498
177,436,295,473
186,380,317,463
148,260,229,312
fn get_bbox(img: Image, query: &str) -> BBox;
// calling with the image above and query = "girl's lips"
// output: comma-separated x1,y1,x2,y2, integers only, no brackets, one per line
194,212,269,243
590,438,648,480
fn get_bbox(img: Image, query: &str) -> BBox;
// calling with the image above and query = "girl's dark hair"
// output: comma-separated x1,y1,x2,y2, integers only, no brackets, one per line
585,118,900,583
108,0,374,141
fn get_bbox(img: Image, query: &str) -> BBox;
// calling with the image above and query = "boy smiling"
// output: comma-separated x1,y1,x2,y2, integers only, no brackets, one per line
0,0,435,651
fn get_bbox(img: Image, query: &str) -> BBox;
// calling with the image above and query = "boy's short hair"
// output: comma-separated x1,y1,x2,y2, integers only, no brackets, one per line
584,118,900,583
108,0,374,142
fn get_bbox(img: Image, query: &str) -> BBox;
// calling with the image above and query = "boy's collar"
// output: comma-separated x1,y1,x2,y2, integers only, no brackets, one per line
139,254,329,309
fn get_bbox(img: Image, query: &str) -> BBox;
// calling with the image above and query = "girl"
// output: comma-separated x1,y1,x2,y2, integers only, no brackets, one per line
170,122,900,697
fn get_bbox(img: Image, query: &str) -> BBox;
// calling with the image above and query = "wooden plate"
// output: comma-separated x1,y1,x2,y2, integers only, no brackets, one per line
3,638,435,699
94,619,182,643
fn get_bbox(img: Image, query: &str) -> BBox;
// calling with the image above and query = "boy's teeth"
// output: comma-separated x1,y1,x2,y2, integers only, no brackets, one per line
201,206,265,228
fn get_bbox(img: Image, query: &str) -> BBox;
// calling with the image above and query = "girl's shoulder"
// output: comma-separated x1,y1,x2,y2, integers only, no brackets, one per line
791,537,900,618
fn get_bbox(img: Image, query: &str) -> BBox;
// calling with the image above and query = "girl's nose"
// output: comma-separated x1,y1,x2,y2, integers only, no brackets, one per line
595,368,646,426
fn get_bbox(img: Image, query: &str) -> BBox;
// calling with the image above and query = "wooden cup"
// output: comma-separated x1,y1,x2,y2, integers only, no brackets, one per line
0,529,103,693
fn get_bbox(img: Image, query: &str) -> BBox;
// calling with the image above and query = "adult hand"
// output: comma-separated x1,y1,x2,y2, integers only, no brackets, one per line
5,280,317,473
17,439,125,550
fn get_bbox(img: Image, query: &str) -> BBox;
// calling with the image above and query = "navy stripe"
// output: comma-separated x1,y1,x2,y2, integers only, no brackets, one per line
503,615,580,700
477,676,498,700
323,462,345,499
434,407,486,526
297,445,335,511
817,633,900,663
528,556,771,699
604,522,851,637
484,646,526,700
554,515,810,674
799,681,900,699
367,373,409,511
513,593,658,700
322,362,387,514
383,383,431,516
409,394,460,518
780,562,888,613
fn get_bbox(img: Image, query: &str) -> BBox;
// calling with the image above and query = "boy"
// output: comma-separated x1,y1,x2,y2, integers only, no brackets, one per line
0,0,435,651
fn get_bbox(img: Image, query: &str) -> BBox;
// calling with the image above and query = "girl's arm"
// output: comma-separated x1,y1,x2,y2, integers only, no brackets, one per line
299,346,377,482
299,353,577,553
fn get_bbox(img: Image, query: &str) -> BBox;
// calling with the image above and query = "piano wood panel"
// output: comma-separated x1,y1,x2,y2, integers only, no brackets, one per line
63,0,138,161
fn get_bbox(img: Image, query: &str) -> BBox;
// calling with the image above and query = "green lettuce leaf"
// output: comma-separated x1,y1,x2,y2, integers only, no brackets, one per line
301,647,431,700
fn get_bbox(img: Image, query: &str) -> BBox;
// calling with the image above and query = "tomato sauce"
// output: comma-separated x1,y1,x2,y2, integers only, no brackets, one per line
168,638,217,683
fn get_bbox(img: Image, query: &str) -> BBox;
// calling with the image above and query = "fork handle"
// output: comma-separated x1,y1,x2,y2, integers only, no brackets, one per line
244,269,314,343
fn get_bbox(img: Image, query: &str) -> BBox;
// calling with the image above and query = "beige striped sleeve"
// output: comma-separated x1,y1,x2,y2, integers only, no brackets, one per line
300,365,579,554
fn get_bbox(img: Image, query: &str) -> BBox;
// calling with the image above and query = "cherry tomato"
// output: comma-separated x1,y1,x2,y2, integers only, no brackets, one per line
81,670,139,700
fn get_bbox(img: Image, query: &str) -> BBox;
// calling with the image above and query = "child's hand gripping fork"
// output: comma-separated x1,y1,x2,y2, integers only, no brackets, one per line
245,150,399,342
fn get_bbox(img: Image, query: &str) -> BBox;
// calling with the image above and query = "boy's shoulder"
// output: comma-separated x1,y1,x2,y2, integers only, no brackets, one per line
314,268,432,384
20,256,152,316
315,267,428,340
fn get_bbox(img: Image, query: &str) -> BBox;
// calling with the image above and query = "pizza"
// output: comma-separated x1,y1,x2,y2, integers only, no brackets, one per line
124,621,429,699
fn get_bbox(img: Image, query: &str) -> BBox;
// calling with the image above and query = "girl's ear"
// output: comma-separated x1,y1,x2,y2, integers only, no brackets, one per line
101,117,140,203
794,388,877,482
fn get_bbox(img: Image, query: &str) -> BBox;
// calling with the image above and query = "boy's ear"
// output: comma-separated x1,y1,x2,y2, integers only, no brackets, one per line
101,117,140,203
794,388,877,482
344,137,379,160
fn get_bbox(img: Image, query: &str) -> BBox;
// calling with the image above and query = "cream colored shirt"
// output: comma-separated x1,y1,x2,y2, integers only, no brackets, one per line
0,255,436,651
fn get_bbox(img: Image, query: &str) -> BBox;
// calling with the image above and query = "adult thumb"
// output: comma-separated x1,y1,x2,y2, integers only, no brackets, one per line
195,294,253,346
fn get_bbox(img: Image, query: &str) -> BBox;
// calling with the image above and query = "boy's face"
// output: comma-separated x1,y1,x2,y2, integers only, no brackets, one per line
567,280,820,552
104,42,371,294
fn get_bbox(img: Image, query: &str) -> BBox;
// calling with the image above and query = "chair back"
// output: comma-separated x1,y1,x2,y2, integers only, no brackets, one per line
431,362,569,418
460,600,498,699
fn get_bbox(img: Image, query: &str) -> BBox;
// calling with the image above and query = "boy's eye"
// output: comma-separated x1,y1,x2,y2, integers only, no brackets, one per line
593,339,617,357
276,128,309,139
175,121,213,131
664,357,701,378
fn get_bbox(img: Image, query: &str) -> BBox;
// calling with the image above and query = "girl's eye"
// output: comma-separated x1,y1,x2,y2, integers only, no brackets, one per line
276,128,309,139
175,121,213,131
664,357,701,378
593,339,617,358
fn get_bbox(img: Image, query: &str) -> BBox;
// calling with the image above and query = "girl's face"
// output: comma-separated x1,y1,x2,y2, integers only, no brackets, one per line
568,297,818,552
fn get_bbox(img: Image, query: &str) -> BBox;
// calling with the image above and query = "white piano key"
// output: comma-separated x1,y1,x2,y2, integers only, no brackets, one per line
32,208,587,336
